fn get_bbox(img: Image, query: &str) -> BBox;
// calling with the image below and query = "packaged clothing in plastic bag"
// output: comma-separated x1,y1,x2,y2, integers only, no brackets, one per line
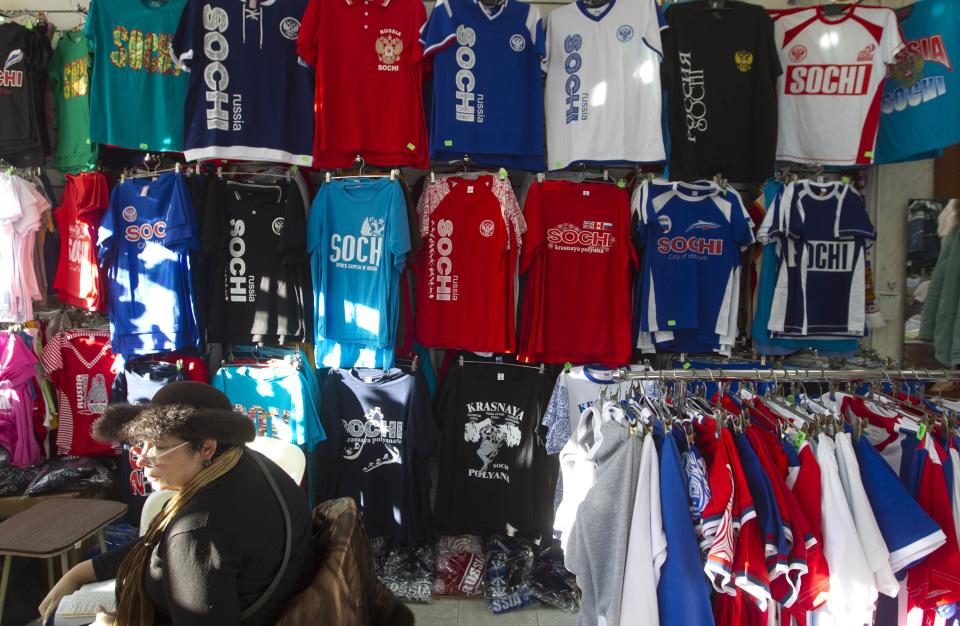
484,535,535,614
433,535,486,597
24,456,98,496
0,463,42,497
528,543,579,612
370,537,435,604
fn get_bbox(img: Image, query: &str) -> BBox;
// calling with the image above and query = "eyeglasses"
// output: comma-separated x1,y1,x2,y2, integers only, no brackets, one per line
130,441,190,468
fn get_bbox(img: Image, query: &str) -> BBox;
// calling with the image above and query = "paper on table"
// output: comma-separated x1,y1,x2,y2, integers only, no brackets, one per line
55,579,116,624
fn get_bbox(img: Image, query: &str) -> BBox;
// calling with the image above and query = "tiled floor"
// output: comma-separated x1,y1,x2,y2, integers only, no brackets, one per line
407,598,578,626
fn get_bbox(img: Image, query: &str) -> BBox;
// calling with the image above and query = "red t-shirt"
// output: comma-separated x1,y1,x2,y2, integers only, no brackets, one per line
519,180,636,365
297,0,429,168
414,176,521,352
52,172,109,311
788,441,831,614
39,328,118,456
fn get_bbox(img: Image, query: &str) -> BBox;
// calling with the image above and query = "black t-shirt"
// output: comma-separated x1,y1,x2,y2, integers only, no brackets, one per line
201,179,309,344
319,368,438,544
433,363,557,541
0,23,50,165
661,0,781,182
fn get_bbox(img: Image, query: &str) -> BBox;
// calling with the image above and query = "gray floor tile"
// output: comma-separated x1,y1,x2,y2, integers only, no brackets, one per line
535,608,578,626
456,599,539,626
408,597,459,624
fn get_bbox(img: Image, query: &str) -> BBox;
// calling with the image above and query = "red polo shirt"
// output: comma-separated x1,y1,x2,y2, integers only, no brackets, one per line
298,0,429,168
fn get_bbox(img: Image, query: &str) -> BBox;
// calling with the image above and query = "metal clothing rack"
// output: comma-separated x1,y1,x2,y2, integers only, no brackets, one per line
613,368,960,382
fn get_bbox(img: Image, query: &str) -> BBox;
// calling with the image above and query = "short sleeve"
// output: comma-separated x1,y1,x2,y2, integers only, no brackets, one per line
407,0,428,65
643,0,666,58
39,332,64,387
879,8,904,65
528,6,546,59
84,0,99,53
659,11,676,89
281,186,309,264
728,192,756,249
837,188,876,239
306,185,327,254
200,182,225,256
297,0,321,67
762,12,782,82
96,187,121,267
541,17,551,73
420,0,458,56
171,0,201,71
519,181,544,274
164,176,199,251
763,183,791,242
388,186,412,267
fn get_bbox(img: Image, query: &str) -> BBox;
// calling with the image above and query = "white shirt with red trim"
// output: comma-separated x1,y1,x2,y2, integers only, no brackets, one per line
773,6,903,166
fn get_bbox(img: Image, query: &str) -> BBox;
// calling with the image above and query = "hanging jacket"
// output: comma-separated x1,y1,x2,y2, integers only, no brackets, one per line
920,225,960,365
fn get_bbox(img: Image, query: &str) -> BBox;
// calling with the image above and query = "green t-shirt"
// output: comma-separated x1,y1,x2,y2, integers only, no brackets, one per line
85,0,188,152
48,30,97,172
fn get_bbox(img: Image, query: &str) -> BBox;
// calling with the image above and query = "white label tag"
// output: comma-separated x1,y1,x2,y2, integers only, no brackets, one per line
140,186,149,197
497,373,504,381
467,185,474,194
364,377,374,383
582,190,590,197
248,0,257,9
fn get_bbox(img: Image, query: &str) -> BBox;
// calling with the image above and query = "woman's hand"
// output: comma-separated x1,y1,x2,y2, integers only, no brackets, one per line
92,606,116,625
38,570,81,621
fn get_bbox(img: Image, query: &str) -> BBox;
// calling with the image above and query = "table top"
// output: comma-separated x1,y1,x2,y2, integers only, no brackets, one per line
0,499,127,556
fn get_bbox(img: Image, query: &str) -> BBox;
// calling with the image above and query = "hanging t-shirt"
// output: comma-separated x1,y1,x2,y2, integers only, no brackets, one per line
297,0,429,168
53,172,110,311
97,172,200,356
433,362,555,539
519,180,636,365
0,174,48,324
212,363,325,450
543,0,666,170
319,368,437,543
0,23,50,166
660,1,780,182
414,176,523,353
772,5,903,165
0,331,41,468
170,0,315,166
308,178,410,365
875,0,960,164
48,30,96,173
767,180,875,336
202,179,309,345
84,0,189,152
420,0,546,170
39,328,117,456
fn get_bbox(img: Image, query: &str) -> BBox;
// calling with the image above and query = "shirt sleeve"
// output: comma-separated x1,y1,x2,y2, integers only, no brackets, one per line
164,176,199,252
528,5,546,59
39,332,64,388
420,0,458,57
389,186,413,269
838,188,876,239
281,186,309,265
729,191,756,249
408,0,428,65
200,181,225,257
91,543,134,582
880,7,905,65
411,373,439,456
170,0,201,71
296,0,321,67
84,0,99,54
96,187,120,268
519,181,544,275
643,0,667,59
316,373,342,501
163,527,241,625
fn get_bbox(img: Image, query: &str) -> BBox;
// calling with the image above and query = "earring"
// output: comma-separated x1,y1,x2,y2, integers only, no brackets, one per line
202,459,212,469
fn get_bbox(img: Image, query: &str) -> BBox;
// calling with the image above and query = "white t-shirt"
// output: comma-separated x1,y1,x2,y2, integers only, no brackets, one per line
833,432,900,598
543,0,666,170
773,6,903,165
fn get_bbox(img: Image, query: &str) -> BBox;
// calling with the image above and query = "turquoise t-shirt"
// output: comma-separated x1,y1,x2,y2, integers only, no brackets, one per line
85,0,188,152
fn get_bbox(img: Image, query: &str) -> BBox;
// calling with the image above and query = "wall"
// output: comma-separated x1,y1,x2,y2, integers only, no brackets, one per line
2,0,931,363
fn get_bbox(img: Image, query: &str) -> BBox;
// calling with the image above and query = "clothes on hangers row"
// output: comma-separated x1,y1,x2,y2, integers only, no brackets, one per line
0,172,53,324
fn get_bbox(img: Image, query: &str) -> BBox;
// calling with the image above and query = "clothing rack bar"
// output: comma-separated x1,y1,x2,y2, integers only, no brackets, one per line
613,368,960,382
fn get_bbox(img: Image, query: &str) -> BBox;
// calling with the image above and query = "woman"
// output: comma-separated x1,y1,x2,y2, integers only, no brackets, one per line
39,382,315,625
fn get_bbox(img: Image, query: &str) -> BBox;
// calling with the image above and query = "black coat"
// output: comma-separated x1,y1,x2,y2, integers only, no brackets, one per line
93,450,314,625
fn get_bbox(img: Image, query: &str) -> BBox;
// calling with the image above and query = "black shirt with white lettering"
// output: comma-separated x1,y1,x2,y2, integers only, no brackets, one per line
661,0,781,182
201,178,308,345
433,362,557,541
0,23,50,165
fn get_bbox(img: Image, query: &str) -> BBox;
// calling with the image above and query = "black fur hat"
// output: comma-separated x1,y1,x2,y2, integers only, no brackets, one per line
93,381,256,445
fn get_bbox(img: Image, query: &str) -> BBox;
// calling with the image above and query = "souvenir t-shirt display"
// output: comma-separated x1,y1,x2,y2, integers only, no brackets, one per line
52,172,110,311
297,0,429,168
543,0,667,170
772,5,903,165
308,178,411,367
433,362,556,540
85,0,189,152
47,30,96,173
519,180,636,365
0,22,52,166
420,0,546,171
414,175,524,353
39,328,117,457
97,172,200,356
875,0,960,164
660,0,780,182
202,179,309,345
319,368,438,544
0,174,49,324
171,0,315,166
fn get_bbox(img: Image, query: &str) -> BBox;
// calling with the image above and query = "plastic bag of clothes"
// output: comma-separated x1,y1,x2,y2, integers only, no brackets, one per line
370,537,435,604
527,542,580,612
433,535,485,597
0,463,43,497
483,535,535,614
24,456,101,496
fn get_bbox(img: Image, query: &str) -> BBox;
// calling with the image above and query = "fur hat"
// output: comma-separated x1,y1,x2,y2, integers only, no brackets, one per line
93,381,256,446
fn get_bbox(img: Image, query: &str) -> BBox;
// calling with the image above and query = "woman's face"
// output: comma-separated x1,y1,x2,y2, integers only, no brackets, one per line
139,436,216,491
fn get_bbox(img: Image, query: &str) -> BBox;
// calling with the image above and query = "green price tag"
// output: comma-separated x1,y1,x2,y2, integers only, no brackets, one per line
290,165,298,173
667,320,677,327
864,150,874,158
139,143,148,150
406,143,416,151
682,362,691,369
795,431,807,447
555,161,563,168
841,175,850,184
617,179,626,189
563,362,573,371
917,423,927,440
443,139,453,147
498,167,508,179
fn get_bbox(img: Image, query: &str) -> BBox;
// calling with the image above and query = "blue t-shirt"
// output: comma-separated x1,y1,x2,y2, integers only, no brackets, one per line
875,0,960,164
637,182,753,336
212,363,326,450
307,178,411,366
171,0,315,166
420,0,546,170
97,172,199,356
85,0,188,152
